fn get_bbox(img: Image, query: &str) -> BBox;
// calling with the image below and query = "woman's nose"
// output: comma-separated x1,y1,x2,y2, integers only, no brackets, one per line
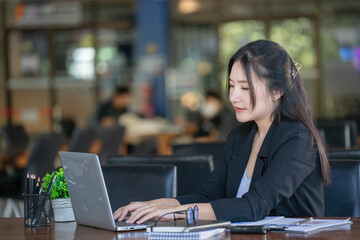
230,87,240,103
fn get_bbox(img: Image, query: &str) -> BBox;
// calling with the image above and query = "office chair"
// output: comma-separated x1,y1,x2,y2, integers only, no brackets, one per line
218,113,239,142
328,149,360,160
324,159,360,217
131,138,158,155
172,142,225,167
108,155,214,196
317,120,358,149
68,127,98,152
1,125,29,155
101,164,176,211
98,126,125,165
0,132,63,217
25,132,64,180
59,118,76,143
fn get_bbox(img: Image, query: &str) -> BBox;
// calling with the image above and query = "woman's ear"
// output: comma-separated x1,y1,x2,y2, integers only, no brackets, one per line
273,90,283,101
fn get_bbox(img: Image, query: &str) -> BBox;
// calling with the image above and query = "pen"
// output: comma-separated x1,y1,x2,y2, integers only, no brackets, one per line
26,173,30,194
295,217,313,226
38,183,43,194
36,177,41,193
26,173,30,223
32,175,56,224
231,226,269,234
29,174,33,194
33,175,37,194
29,175,34,220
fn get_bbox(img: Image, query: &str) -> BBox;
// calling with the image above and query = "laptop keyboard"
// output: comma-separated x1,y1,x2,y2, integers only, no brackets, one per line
115,221,141,227
115,220,155,227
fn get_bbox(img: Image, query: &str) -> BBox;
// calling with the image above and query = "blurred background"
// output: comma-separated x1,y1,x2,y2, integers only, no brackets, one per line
0,0,359,136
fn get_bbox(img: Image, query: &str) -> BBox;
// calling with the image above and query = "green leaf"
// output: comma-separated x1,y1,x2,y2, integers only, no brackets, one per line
41,168,69,199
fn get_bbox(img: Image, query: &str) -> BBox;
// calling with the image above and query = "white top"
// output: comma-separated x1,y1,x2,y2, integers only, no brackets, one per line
236,168,252,198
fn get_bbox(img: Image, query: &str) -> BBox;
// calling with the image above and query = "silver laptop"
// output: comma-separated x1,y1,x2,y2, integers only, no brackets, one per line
59,151,151,231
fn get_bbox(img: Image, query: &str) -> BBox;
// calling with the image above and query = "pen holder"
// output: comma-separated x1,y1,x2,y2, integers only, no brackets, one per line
23,193,52,227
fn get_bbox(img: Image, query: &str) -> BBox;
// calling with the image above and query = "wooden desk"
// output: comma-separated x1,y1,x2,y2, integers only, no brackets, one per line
1,217,359,240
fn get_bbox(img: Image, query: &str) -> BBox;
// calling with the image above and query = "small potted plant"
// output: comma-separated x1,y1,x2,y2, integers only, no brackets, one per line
42,168,75,222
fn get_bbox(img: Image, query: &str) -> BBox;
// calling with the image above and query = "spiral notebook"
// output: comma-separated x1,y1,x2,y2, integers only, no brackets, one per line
147,219,231,233
149,228,226,240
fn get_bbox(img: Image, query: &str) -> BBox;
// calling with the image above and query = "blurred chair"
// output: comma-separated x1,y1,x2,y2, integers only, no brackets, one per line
98,126,125,165
328,149,360,160
218,113,239,142
1,125,29,155
25,132,64,179
108,155,214,196
101,164,176,211
59,118,76,143
172,142,225,167
317,120,358,149
344,114,360,136
131,138,158,155
324,159,360,217
68,128,98,153
0,132,63,217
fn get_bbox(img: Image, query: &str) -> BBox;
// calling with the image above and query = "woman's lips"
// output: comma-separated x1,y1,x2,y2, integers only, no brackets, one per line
234,107,246,112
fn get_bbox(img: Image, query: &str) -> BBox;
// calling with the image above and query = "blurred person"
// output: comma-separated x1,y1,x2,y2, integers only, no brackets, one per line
96,86,132,128
181,91,235,142
113,39,330,222
193,91,226,142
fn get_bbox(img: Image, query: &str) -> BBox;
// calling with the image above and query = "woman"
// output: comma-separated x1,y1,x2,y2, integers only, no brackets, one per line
113,39,331,223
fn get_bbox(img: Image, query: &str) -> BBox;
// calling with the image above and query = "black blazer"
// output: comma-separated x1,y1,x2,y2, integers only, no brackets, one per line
176,120,324,222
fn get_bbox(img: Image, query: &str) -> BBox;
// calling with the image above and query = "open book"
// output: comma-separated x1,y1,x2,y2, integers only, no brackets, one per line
232,216,352,233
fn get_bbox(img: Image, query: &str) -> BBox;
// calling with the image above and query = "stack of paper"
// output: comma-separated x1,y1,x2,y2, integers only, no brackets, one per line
232,216,352,233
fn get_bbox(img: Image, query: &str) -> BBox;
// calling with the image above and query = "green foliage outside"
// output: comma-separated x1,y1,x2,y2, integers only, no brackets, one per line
218,18,316,101
219,20,265,75
219,18,316,71
270,18,316,69
42,168,69,200
219,20,266,95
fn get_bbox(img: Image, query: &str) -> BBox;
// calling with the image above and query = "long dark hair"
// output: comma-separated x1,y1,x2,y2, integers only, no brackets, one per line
227,39,330,184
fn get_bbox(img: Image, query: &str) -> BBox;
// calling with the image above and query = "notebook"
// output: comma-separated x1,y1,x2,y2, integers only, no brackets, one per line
59,151,152,231
149,228,226,240
147,219,231,233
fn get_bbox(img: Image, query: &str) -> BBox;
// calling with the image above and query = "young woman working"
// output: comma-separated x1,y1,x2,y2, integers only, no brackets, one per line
113,39,331,223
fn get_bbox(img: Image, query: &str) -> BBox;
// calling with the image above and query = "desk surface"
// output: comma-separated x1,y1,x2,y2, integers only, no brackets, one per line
1,217,359,240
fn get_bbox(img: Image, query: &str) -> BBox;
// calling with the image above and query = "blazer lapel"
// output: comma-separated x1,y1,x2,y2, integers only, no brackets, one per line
228,123,257,197
251,156,264,184
251,121,277,185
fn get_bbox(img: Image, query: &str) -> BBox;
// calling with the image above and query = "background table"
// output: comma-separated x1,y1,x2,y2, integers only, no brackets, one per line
1,217,359,240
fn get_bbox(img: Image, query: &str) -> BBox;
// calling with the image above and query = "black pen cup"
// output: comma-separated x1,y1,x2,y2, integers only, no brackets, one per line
23,193,52,227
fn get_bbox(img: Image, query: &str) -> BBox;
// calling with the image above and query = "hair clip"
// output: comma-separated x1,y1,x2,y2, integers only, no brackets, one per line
292,60,302,79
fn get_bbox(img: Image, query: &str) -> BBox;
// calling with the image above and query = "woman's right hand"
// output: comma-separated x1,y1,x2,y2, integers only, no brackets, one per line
113,201,149,222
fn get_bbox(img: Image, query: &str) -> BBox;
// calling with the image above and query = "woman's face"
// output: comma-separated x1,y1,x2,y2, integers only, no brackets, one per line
229,61,278,124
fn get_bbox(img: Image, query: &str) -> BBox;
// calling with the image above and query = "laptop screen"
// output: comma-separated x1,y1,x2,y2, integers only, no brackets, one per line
60,151,118,231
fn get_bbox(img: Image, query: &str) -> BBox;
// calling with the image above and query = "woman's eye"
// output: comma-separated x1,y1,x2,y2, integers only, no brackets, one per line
229,84,234,88
241,87,249,90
